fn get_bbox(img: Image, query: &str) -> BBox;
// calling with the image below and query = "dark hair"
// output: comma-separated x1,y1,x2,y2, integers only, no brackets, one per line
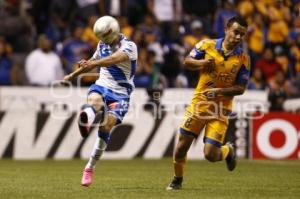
226,16,248,28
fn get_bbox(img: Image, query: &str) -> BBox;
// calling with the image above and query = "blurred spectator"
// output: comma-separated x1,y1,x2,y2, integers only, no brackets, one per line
46,0,75,47
30,0,51,34
237,0,254,23
144,30,164,65
161,46,182,87
0,36,13,58
135,48,167,89
269,66,299,98
61,25,92,74
292,0,300,17
138,13,162,41
181,0,216,36
25,35,64,86
286,76,300,98
175,73,188,88
213,0,237,37
182,0,216,18
270,0,292,23
0,37,17,85
266,0,290,50
290,33,300,75
289,16,300,44
247,67,267,90
247,14,265,66
138,14,164,64
268,70,288,111
147,0,181,42
274,46,290,77
134,48,155,87
119,16,134,39
61,25,95,86
75,0,104,22
131,29,144,48
255,46,282,82
0,0,34,53
127,0,148,26
99,0,129,17
182,19,209,52
254,0,273,17
82,15,99,48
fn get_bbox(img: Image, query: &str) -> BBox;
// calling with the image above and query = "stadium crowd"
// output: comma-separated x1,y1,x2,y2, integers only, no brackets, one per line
1,0,300,111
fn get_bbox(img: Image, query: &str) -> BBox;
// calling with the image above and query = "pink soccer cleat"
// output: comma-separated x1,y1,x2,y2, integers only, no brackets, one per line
81,168,94,187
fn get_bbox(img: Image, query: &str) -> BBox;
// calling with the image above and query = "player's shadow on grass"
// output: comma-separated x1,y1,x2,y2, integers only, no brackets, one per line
113,187,203,191
113,187,155,190
180,188,202,191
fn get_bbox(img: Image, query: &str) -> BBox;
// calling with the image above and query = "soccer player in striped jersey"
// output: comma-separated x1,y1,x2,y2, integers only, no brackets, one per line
63,16,138,187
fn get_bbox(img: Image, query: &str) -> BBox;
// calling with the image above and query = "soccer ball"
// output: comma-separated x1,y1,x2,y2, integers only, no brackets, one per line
93,15,120,44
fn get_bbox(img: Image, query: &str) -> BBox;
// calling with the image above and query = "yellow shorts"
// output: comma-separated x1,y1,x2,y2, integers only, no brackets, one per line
179,110,229,147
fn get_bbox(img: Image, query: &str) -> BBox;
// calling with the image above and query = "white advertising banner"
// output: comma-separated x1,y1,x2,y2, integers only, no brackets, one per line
0,87,267,160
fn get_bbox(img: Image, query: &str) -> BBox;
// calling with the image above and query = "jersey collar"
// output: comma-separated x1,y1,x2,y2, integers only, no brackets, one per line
216,38,242,58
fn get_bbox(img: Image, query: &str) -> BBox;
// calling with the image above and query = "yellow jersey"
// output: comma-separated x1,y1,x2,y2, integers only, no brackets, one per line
188,38,250,114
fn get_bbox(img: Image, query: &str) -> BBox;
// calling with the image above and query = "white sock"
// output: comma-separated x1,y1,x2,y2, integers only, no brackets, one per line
85,138,107,170
83,106,96,126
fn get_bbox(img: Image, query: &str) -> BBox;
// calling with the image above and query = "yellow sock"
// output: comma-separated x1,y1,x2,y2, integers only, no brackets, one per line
173,156,187,177
221,145,230,160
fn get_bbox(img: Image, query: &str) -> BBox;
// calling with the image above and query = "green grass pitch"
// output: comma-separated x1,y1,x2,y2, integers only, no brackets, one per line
0,159,299,199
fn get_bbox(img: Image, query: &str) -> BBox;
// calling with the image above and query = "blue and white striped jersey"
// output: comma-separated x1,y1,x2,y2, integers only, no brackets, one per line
92,34,138,96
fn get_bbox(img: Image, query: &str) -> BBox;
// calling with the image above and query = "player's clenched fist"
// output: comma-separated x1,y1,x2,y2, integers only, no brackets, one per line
202,58,215,73
78,60,89,68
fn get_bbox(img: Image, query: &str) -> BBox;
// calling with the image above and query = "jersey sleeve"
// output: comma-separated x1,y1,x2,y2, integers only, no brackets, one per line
188,39,209,60
119,41,138,60
236,54,251,85
92,42,101,60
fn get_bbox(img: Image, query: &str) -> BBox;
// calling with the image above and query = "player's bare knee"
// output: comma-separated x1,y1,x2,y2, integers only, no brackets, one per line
87,92,104,112
204,151,219,162
204,145,221,162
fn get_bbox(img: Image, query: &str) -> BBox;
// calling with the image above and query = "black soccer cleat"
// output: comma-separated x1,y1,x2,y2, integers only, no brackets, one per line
78,109,104,138
78,111,90,138
166,176,183,190
225,142,237,171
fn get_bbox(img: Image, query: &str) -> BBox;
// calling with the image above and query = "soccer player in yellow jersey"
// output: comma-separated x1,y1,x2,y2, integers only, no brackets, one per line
167,16,250,190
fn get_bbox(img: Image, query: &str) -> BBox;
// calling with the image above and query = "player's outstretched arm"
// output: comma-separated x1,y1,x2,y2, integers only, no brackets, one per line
63,63,87,82
203,85,246,99
83,51,129,69
218,84,246,96
183,56,215,73
63,51,129,82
